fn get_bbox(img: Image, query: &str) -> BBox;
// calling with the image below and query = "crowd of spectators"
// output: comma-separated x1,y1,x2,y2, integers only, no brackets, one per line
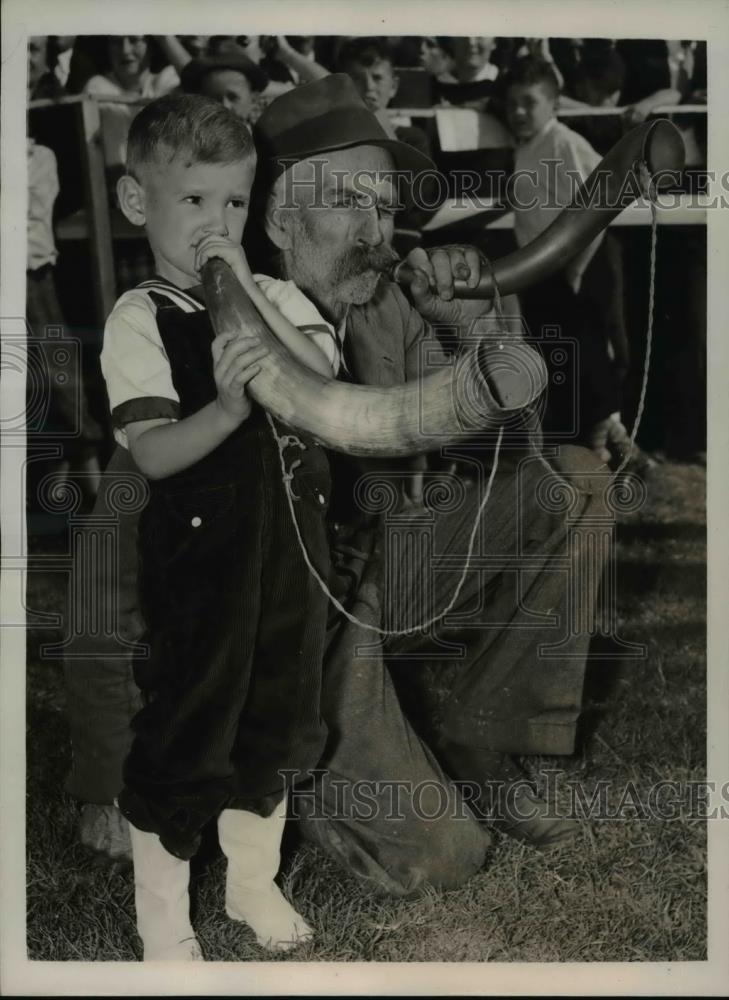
27,33,708,161
25,34,708,511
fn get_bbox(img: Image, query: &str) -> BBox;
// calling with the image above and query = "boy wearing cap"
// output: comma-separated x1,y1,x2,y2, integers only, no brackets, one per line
180,51,269,122
103,92,337,960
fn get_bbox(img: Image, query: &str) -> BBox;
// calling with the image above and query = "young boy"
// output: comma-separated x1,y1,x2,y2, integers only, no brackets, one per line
504,57,633,463
336,37,432,160
103,92,337,960
179,51,269,123
336,38,434,229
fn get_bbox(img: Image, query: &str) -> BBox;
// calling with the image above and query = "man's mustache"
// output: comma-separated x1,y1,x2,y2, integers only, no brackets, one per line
333,243,399,282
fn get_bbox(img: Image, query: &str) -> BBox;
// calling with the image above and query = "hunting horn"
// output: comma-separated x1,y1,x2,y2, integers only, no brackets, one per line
392,119,685,299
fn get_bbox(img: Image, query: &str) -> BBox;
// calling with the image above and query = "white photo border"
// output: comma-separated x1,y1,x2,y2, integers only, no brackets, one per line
2,0,728,994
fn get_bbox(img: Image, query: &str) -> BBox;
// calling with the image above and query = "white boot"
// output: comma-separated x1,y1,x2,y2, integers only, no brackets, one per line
218,801,313,952
128,823,203,961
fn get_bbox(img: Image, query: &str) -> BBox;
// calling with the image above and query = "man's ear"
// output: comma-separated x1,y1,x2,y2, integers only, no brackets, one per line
117,174,146,227
264,204,293,252
390,72,400,103
605,90,621,108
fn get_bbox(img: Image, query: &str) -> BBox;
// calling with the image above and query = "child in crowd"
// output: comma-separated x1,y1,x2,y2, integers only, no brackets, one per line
504,56,634,463
419,36,455,80
103,93,337,960
180,51,269,123
432,36,499,110
336,37,432,159
337,37,435,228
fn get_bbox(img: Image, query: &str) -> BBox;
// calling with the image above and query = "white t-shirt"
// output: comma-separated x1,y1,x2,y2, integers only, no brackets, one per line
512,117,603,291
83,67,180,169
101,274,339,448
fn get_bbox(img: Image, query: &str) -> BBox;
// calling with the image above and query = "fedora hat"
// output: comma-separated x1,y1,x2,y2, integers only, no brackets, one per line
180,53,269,96
253,73,435,177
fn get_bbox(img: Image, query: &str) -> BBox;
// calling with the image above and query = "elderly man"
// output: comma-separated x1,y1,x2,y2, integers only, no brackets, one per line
244,74,610,888
65,76,609,892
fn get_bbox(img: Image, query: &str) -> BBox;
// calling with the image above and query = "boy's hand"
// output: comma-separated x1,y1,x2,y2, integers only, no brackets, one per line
195,235,256,295
212,331,269,422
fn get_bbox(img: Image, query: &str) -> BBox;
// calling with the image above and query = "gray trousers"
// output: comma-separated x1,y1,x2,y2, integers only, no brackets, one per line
64,443,610,895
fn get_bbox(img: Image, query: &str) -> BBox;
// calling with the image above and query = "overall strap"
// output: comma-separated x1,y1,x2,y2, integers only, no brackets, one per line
136,279,206,314
135,281,216,418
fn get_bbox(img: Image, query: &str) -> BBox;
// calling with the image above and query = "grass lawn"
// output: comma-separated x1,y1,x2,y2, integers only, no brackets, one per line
25,461,706,962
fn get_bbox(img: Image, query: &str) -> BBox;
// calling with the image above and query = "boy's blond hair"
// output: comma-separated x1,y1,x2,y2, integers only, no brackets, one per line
126,92,255,181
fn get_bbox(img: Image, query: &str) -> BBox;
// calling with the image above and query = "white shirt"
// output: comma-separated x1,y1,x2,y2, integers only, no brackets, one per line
512,117,603,291
101,274,339,448
27,141,59,270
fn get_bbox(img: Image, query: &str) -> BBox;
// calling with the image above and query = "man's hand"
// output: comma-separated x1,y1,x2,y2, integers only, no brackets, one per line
404,245,493,330
212,330,269,423
195,235,256,295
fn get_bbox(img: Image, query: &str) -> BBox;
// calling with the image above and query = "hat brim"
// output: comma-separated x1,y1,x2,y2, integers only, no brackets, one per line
289,135,435,179
257,103,436,180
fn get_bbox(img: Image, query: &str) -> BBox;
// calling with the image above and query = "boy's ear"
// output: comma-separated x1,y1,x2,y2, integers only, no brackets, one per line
264,205,293,252
117,174,146,227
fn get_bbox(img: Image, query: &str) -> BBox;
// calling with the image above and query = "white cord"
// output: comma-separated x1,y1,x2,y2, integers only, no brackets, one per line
612,163,658,475
267,412,504,636
523,159,659,487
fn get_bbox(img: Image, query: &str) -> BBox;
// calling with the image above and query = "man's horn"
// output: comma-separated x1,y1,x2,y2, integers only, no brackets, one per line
392,119,685,298
202,119,684,458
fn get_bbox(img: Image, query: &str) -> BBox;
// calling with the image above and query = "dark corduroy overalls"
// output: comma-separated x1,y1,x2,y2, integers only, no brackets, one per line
116,288,331,860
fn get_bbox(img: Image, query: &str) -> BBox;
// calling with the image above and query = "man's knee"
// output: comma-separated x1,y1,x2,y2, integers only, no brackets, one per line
398,806,489,894
551,444,613,506
297,781,489,897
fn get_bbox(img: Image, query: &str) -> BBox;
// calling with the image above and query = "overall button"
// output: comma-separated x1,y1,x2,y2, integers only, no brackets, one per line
191,516,202,527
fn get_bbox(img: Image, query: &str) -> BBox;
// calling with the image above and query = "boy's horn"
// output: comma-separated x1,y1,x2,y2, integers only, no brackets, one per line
391,119,685,299
201,258,547,457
